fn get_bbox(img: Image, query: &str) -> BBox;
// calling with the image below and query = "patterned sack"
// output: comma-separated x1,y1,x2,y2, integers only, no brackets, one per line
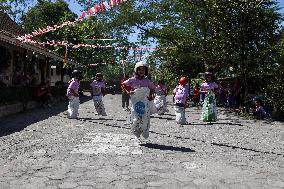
93,96,106,116
67,96,80,118
174,105,187,124
154,95,167,114
130,87,151,138
201,90,217,122
149,99,158,114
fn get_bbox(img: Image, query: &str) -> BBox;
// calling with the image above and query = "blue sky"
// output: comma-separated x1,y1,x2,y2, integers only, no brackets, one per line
278,0,284,12
279,0,284,7
68,0,82,16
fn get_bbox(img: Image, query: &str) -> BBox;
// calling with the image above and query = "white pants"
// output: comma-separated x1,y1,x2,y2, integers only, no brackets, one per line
67,96,80,119
93,96,107,116
174,105,187,124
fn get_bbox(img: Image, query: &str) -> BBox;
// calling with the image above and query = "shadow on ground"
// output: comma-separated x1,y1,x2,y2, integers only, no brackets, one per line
140,142,195,153
79,117,114,121
0,95,91,137
151,115,175,121
93,119,283,157
187,122,243,126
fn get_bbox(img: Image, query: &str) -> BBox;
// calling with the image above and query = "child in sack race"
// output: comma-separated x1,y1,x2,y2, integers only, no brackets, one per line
90,73,107,116
200,72,219,122
66,70,81,119
154,79,168,115
122,61,156,139
173,76,189,125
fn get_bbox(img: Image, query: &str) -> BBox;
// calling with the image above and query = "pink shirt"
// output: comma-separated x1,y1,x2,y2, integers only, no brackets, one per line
67,78,80,97
173,84,189,104
201,82,218,92
90,80,105,96
123,76,155,90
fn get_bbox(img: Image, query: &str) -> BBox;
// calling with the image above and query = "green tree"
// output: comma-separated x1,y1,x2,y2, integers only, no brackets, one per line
82,0,283,107
21,0,116,80
21,0,77,50
265,29,284,119
95,0,282,92
0,0,36,22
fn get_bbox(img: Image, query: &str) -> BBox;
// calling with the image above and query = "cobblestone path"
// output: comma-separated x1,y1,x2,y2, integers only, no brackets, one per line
0,94,283,189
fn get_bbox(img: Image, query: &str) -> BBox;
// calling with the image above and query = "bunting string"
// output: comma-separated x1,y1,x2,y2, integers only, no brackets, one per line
21,38,160,51
16,0,128,43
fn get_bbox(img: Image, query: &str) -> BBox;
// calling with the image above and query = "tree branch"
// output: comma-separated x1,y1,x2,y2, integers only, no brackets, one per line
135,24,181,48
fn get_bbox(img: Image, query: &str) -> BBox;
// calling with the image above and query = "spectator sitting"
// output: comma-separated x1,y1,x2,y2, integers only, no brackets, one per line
34,80,52,107
251,98,266,119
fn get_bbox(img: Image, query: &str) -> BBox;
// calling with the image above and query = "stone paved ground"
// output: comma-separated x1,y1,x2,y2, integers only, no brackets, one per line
0,94,283,189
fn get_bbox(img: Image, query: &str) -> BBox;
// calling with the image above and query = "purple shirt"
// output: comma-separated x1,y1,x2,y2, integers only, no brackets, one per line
67,78,80,97
173,84,189,104
201,82,218,91
255,106,266,115
90,80,105,96
123,76,155,91
155,84,167,96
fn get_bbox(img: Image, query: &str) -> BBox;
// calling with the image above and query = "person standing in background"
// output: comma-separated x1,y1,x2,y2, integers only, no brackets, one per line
120,74,130,111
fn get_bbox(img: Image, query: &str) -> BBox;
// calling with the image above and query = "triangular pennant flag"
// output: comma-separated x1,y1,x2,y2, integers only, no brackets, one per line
110,0,117,7
102,1,108,10
109,0,114,7
79,11,86,20
94,4,101,13
100,2,106,11
88,7,95,15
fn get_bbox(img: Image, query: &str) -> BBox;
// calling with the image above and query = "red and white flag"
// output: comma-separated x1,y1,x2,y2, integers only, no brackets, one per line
79,11,87,20
94,4,101,13
109,0,117,7
88,7,96,15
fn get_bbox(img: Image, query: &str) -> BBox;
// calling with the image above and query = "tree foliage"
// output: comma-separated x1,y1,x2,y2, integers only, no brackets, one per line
0,0,36,22
265,29,284,118
2,0,284,115
21,0,77,54
75,0,284,114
